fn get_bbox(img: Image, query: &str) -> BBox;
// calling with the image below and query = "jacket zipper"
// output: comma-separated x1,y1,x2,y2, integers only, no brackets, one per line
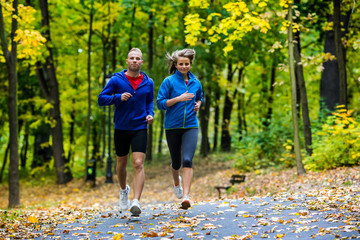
183,81,188,128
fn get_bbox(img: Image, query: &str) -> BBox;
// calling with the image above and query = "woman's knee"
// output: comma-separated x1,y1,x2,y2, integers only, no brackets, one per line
183,159,193,168
172,162,181,170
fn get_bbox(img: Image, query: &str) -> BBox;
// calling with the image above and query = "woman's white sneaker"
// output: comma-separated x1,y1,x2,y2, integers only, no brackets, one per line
181,195,191,209
174,176,183,199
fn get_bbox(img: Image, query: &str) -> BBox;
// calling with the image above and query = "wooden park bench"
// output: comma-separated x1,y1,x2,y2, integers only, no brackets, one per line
215,174,246,199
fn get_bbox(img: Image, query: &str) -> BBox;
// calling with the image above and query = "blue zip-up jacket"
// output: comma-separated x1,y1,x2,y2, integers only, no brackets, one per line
157,70,203,129
98,70,154,131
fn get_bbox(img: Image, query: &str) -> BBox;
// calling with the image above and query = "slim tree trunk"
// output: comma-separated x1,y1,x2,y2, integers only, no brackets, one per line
263,60,276,127
158,111,165,154
85,0,94,180
68,53,79,165
213,87,220,151
128,5,136,51
158,15,167,155
111,37,117,72
38,0,72,184
101,38,107,163
293,1,312,156
0,0,20,207
236,67,247,140
0,143,10,183
146,9,154,161
20,124,29,168
288,5,306,175
221,62,234,152
200,90,210,156
100,1,111,166
181,0,188,47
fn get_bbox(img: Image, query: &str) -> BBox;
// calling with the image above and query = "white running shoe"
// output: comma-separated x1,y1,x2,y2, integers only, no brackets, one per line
130,199,141,216
119,185,130,211
174,176,183,199
181,195,191,209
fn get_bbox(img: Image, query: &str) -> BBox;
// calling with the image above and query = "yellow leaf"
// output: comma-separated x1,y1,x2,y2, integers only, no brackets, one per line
258,2,267,8
28,215,39,223
223,44,233,53
113,233,123,240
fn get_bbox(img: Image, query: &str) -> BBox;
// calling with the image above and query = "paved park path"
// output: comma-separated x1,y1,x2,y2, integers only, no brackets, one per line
34,190,360,239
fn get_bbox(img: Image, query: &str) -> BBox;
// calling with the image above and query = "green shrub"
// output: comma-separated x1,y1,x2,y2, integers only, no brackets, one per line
305,107,360,171
233,121,294,171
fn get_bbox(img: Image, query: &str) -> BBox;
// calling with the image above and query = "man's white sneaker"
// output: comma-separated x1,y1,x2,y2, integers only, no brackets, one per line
174,176,183,199
119,185,130,211
181,195,191,209
130,199,141,216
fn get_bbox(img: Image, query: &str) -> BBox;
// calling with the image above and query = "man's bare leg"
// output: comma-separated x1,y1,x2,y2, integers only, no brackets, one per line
116,155,129,190
131,152,145,200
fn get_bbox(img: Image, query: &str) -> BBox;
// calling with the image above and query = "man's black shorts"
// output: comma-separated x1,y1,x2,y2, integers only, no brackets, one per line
114,129,147,157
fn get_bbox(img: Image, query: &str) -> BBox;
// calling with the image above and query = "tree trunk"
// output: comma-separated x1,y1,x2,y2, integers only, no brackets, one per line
320,11,350,112
85,0,94,180
237,95,243,141
101,38,107,164
157,111,165,154
263,60,276,128
111,37,117,72
68,58,78,166
157,15,167,155
20,123,29,168
38,0,72,184
0,143,10,183
221,62,234,152
288,5,306,175
200,90,210,156
260,60,268,128
320,20,339,112
0,0,20,207
146,9,154,161
333,0,347,108
32,125,52,168
181,0,188,47
101,2,111,167
128,5,136,51
236,67,247,140
293,1,312,156
213,87,220,151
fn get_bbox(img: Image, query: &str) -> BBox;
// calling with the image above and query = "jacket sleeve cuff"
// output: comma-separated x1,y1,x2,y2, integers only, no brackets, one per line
157,101,169,110
115,93,122,104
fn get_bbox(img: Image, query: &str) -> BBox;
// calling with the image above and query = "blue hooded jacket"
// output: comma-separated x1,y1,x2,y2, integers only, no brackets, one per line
98,70,154,131
157,70,203,129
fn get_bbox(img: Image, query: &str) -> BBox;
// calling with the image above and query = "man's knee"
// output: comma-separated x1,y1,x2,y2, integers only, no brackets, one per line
132,158,144,171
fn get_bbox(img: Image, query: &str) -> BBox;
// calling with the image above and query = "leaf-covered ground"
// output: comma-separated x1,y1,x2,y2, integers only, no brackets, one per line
1,159,360,239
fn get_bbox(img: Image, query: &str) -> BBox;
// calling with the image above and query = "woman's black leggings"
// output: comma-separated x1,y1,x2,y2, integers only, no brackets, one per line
165,128,198,170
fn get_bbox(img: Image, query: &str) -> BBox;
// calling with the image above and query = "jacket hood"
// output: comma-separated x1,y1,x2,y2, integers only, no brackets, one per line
113,70,151,81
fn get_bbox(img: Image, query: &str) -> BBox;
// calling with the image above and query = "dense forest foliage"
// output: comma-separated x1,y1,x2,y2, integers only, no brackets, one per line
0,0,359,207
